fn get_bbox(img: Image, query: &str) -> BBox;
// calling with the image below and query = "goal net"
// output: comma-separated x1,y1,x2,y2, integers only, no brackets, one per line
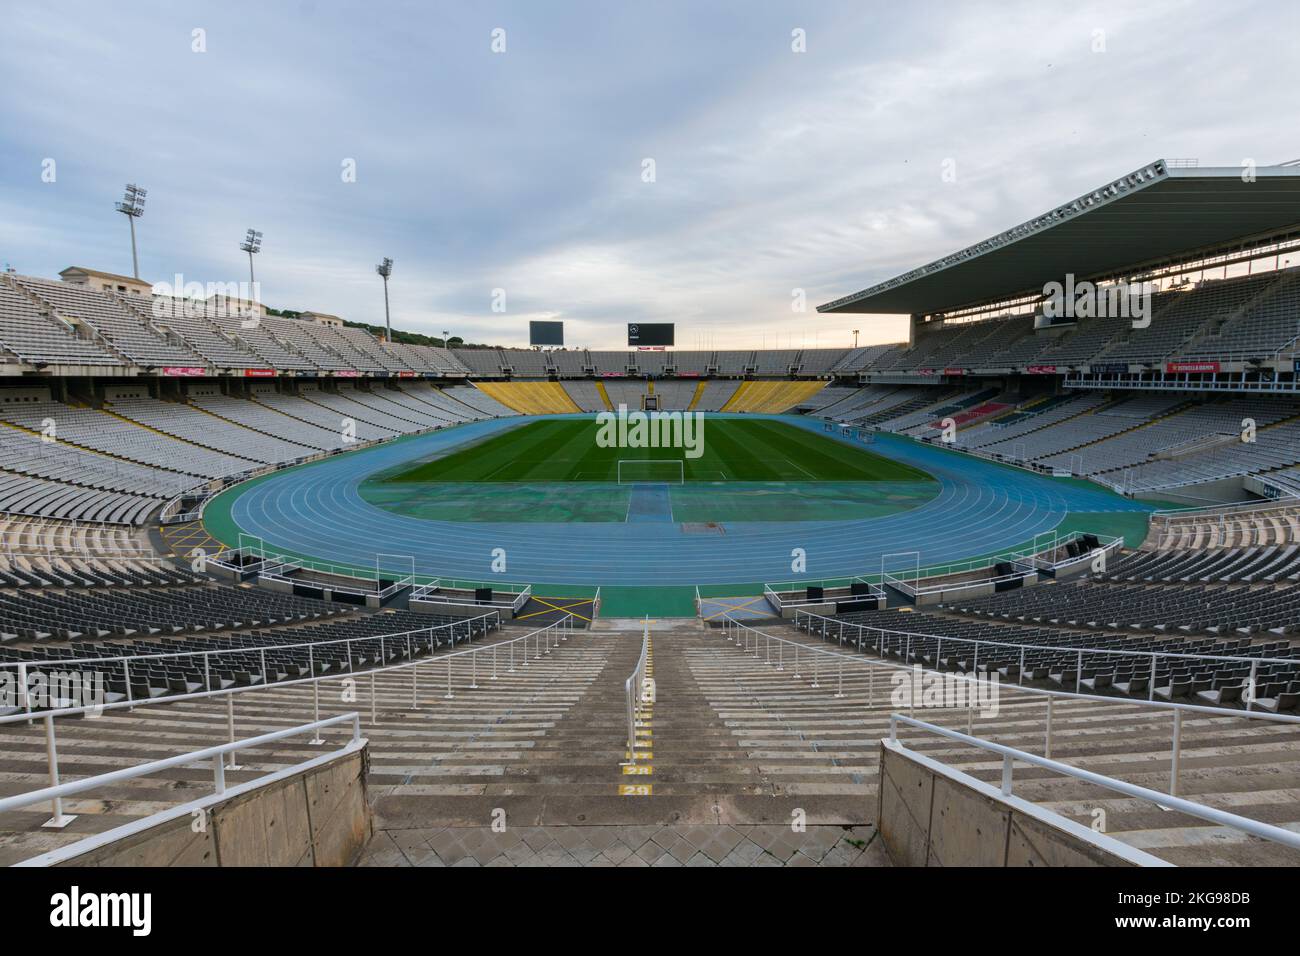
617,459,685,484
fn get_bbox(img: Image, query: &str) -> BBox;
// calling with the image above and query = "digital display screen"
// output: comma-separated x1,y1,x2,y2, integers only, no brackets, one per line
627,323,674,346
529,320,564,346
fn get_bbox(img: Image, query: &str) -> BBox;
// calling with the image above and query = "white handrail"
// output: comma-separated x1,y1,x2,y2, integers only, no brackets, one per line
887,714,1300,854
0,614,573,831
622,618,650,763
791,607,1300,673
0,712,363,820
720,613,1300,803
0,612,563,729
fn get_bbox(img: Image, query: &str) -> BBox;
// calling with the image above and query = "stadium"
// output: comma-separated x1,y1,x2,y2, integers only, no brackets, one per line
2,7,1299,908
3,157,1300,878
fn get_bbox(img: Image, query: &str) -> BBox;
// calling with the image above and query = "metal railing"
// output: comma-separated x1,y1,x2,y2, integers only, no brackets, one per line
0,712,363,832
720,614,1300,799
790,607,1299,713
0,610,503,708
622,618,651,763
887,714,1300,855
0,613,573,830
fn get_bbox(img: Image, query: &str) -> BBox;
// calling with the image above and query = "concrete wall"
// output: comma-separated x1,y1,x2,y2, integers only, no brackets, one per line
49,746,371,867
875,741,1166,867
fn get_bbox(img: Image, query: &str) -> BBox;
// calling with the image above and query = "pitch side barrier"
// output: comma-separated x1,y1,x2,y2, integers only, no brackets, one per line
720,615,1300,805
790,608,1298,715
208,544,535,614
761,532,1121,613
0,614,574,833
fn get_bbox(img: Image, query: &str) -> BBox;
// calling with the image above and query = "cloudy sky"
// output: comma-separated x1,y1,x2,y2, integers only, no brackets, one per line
1,1,1297,350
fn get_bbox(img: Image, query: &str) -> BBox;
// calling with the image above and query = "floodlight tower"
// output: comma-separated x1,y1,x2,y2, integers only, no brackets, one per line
375,257,393,342
115,183,147,279
240,229,263,290
442,329,451,350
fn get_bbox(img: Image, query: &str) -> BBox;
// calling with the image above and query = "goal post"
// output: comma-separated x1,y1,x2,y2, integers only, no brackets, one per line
617,459,685,484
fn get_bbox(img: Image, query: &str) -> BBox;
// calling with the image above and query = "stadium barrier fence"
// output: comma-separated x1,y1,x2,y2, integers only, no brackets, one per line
0,614,576,832
791,608,1297,714
721,614,1300,802
886,714,1300,857
0,713,363,840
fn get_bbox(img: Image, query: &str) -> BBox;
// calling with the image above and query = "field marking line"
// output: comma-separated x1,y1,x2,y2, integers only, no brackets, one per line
702,596,766,620
515,597,594,623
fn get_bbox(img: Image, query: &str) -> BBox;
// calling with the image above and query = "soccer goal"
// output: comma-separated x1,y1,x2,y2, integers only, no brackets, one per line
617,459,685,484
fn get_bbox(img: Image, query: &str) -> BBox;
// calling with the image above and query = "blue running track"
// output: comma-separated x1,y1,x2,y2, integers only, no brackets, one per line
208,414,1155,587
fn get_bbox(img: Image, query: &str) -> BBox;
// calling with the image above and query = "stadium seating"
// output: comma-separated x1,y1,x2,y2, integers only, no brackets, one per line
720,380,827,413
473,381,582,415
0,280,124,367
14,276,205,367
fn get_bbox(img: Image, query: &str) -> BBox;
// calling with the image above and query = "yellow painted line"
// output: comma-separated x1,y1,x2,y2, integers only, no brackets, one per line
702,596,766,621
514,597,594,623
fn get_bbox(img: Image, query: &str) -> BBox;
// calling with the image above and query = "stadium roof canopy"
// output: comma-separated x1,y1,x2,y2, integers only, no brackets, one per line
818,159,1300,317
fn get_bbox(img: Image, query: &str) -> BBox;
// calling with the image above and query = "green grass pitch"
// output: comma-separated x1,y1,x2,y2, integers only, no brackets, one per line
382,418,932,483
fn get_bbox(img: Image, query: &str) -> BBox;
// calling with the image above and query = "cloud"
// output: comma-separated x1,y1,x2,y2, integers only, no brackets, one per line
1,0,1296,349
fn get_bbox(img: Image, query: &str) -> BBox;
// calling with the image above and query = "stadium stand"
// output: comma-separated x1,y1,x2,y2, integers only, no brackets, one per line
13,275,206,368
452,348,507,377
687,379,739,411
542,349,582,377
0,279,124,367
441,384,516,417
714,350,753,374
720,380,826,413
561,380,608,412
473,381,581,415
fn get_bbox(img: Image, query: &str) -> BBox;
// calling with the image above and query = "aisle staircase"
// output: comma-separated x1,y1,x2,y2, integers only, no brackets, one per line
5,614,1298,866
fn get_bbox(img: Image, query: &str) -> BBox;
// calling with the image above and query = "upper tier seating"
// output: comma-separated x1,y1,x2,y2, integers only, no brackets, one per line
0,280,123,367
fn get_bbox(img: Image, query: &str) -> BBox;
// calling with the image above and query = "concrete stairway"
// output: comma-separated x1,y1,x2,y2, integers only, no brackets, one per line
0,627,591,865
749,621,1300,866
3,615,1298,865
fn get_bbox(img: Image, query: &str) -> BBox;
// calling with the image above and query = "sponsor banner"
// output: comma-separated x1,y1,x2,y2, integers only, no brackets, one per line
397,371,417,378
162,366,206,377
1093,363,1129,375
676,371,700,377
1025,365,1058,374
635,346,667,352
334,369,361,378
1166,361,1219,373
599,372,627,378
916,368,935,376
243,368,276,378
943,367,966,376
